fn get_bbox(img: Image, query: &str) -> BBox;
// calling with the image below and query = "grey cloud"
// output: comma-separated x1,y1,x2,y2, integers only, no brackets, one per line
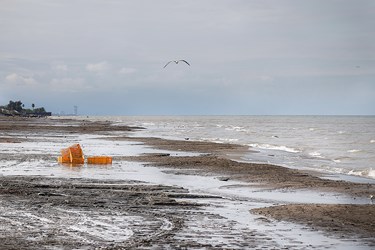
0,0,374,115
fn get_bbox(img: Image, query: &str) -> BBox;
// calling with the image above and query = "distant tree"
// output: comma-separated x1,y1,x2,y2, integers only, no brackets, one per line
7,100,23,112
32,103,35,110
7,101,14,110
34,107,46,113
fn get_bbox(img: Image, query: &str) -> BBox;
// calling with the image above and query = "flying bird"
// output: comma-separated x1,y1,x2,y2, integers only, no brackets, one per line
164,60,190,68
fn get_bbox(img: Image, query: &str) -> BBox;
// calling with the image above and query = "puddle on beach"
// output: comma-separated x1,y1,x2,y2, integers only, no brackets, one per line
0,133,374,249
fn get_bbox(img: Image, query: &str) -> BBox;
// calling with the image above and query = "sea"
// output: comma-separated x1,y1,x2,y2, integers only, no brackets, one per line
81,115,375,182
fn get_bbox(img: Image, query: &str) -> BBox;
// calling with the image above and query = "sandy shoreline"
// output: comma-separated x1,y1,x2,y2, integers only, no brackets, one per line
0,116,374,249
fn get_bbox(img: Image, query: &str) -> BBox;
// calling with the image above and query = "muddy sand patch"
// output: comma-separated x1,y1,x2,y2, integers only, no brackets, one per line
0,176,280,249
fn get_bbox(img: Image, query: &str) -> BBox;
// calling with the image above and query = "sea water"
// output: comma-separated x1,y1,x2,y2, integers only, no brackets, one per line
79,116,375,181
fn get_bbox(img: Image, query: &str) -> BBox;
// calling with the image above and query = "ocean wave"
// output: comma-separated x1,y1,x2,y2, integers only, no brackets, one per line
369,169,375,178
370,140,375,144
141,122,156,127
248,143,300,153
333,156,351,163
225,126,248,133
318,165,375,180
309,151,324,158
347,149,362,153
348,168,375,179
202,137,239,144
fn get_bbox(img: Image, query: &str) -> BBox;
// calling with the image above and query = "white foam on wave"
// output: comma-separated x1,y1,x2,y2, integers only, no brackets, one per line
141,122,156,127
347,149,362,153
368,169,375,178
348,168,375,179
309,151,324,158
201,137,238,144
370,139,375,143
225,126,248,133
249,143,300,153
321,165,373,180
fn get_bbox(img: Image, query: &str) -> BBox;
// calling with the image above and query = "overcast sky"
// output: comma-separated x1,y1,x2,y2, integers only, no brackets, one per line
1,0,374,115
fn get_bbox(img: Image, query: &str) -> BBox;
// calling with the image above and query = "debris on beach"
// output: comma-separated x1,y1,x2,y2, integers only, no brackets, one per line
217,176,230,181
57,143,112,165
87,156,113,164
58,143,84,164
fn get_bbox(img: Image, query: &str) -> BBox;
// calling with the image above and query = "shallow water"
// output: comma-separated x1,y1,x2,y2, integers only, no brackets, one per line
76,115,375,181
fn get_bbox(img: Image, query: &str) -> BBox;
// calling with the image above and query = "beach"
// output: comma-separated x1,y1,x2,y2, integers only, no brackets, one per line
0,116,374,249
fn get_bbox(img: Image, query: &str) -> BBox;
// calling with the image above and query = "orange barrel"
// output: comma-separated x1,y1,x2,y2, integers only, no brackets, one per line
57,144,84,164
87,156,112,164
71,157,85,164
57,156,64,163
59,148,71,163
69,144,83,159
68,143,84,164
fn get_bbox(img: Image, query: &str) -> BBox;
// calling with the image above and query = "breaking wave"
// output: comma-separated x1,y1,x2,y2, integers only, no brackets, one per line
348,168,375,179
347,149,362,153
249,143,300,153
309,151,324,158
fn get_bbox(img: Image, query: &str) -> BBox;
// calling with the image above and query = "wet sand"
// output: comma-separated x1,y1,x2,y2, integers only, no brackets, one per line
0,116,374,249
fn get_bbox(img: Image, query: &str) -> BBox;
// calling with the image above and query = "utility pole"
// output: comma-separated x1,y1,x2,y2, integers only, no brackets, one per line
74,106,78,116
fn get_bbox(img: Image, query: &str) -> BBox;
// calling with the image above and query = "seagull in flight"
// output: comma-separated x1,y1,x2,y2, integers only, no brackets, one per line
164,60,190,68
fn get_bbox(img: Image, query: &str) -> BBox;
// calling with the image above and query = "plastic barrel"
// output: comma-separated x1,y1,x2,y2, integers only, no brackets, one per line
69,144,83,159
58,144,84,164
59,148,72,163
87,156,112,164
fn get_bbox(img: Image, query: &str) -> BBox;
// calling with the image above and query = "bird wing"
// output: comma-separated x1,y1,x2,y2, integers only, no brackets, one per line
163,61,173,68
179,60,190,66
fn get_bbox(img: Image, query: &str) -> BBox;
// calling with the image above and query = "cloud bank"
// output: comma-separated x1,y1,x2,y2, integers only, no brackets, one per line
0,0,374,115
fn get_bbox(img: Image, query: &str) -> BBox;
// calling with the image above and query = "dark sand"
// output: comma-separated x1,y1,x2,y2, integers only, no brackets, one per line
0,116,374,249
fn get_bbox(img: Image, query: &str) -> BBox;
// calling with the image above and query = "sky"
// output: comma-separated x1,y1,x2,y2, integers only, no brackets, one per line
1,0,374,115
